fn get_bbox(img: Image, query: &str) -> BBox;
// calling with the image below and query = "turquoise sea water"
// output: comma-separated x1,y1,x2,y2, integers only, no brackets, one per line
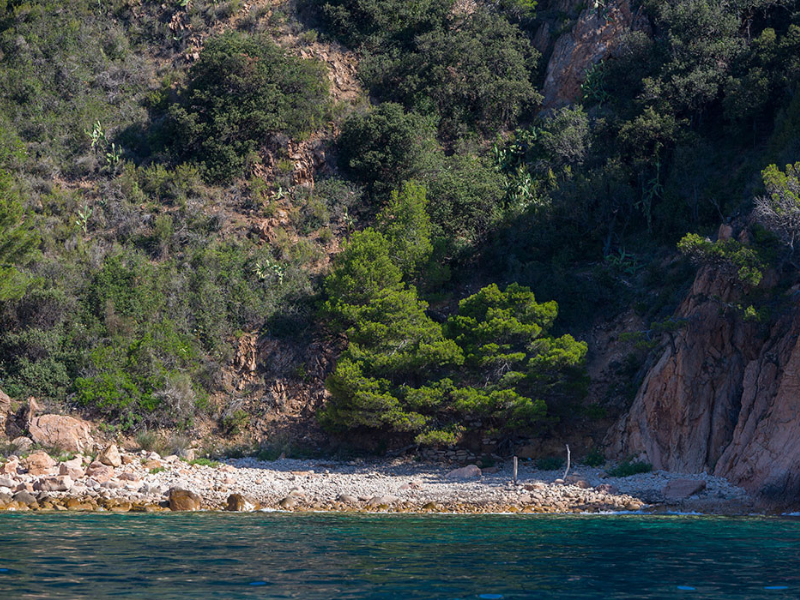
0,513,798,599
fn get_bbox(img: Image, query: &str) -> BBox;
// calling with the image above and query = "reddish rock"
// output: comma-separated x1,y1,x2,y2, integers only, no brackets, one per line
610,264,800,502
98,444,122,467
59,457,84,479
663,479,707,501
542,0,643,108
85,461,115,483
24,450,57,475
226,493,256,512
446,465,482,480
118,471,140,482
28,414,93,453
1,458,19,475
143,459,162,470
169,488,201,511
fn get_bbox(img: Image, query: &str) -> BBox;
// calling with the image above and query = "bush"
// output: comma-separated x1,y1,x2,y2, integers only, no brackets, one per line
168,31,330,182
536,456,565,471
677,233,764,287
361,8,540,136
582,448,605,467
607,459,653,477
337,103,439,194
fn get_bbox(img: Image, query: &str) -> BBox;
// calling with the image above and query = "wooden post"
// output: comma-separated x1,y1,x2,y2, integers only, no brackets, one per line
513,456,518,485
563,444,571,480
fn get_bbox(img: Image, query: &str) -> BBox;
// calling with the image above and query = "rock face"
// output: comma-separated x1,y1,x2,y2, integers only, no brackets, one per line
542,0,642,108
169,488,201,511
611,264,800,502
0,388,11,434
28,414,93,453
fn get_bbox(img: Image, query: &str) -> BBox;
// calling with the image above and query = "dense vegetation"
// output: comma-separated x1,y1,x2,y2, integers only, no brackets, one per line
1,0,799,453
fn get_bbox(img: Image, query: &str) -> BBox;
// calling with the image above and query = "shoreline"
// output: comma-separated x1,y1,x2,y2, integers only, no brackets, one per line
0,445,764,515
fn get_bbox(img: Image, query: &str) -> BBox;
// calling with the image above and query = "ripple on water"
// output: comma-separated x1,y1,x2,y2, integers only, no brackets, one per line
0,513,797,599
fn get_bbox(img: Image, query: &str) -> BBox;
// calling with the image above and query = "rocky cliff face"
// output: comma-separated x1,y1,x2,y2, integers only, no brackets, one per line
610,263,800,503
542,0,644,108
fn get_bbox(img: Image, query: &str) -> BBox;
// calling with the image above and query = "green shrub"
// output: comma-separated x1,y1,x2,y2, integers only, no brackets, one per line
188,457,219,468
337,103,439,194
536,456,565,471
677,233,764,287
582,448,605,467
168,31,330,182
607,459,653,477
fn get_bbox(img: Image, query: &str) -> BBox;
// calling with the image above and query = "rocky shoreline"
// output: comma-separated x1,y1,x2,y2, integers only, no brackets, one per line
0,444,760,515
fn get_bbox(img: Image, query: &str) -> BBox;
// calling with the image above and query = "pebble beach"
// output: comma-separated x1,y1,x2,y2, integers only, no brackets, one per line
0,444,756,515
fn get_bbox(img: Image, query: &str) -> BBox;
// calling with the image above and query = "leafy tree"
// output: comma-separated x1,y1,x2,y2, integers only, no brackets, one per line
362,8,540,135
677,233,764,286
0,171,38,301
317,0,453,49
377,181,433,277
754,163,800,255
168,32,330,182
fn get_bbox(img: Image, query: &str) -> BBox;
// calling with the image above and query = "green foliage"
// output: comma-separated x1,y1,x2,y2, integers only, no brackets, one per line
377,181,433,277
321,195,588,442
337,103,439,194
678,233,764,287
0,171,38,300
754,163,800,253
535,455,565,471
168,31,330,182
188,457,219,468
607,459,653,477
360,8,540,136
582,448,605,467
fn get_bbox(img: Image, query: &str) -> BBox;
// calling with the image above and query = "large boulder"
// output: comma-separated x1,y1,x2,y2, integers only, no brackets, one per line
663,479,707,501
169,488,201,511
34,475,74,492
11,437,33,453
28,414,94,454
98,444,122,467
446,465,482,480
1,457,19,475
226,493,256,512
85,461,115,483
59,458,85,479
24,450,57,476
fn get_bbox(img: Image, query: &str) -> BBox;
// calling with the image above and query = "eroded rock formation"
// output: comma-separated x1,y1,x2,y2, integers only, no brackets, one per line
610,263,800,503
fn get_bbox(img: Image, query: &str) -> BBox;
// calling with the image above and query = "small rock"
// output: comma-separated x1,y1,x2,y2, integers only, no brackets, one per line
143,459,162,470
24,450,57,475
446,465,482,479
169,488,201,511
98,444,122,467
101,480,123,489
118,472,140,482
163,455,179,464
0,476,16,488
336,493,358,504
399,481,422,491
0,458,19,475
524,482,547,491
121,455,136,465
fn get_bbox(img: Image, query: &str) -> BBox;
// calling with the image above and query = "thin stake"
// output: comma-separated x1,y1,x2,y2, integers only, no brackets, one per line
563,444,571,480
512,456,518,485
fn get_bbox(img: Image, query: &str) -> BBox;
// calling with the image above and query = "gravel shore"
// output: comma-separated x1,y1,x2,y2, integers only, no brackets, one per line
0,446,756,514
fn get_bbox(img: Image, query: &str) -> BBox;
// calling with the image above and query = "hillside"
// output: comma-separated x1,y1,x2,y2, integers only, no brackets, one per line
2,0,800,500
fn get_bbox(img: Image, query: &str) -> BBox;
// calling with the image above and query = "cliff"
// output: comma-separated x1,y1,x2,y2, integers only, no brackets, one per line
610,262,800,504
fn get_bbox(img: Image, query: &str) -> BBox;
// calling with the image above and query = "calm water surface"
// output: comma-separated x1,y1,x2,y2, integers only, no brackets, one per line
0,513,798,599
